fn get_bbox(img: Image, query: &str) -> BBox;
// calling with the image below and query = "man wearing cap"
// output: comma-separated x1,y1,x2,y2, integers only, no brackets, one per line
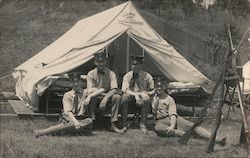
34,72,93,137
121,55,155,133
152,78,226,146
85,52,124,133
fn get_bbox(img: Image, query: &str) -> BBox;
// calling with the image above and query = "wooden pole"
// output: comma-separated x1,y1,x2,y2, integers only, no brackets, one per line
237,82,248,133
126,35,130,72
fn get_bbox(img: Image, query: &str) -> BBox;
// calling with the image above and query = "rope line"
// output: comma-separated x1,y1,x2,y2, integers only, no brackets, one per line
0,73,12,80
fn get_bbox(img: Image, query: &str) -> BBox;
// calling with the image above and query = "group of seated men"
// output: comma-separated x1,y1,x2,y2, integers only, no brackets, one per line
35,51,226,146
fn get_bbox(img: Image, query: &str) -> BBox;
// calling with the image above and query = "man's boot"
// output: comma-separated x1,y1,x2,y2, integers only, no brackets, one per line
110,122,125,134
34,129,47,138
140,123,147,133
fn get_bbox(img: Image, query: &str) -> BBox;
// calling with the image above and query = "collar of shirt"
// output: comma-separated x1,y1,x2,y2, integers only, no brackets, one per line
128,71,143,80
98,70,105,75
133,73,139,79
72,89,83,95
95,67,107,75
155,93,168,98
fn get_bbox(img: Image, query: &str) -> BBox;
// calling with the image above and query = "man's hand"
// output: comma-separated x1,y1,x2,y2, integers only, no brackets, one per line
74,121,81,129
100,92,107,97
140,92,150,101
152,96,159,105
166,126,175,136
88,88,98,94
74,121,91,129
84,96,91,106
99,97,108,111
152,107,157,116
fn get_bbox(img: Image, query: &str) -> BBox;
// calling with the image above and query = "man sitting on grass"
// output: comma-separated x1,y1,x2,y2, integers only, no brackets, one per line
152,77,226,146
35,72,98,137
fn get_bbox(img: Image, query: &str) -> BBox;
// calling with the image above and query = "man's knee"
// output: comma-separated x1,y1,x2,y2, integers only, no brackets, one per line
141,94,150,102
121,93,131,103
89,96,98,104
112,94,121,102
177,116,193,130
154,124,167,137
154,124,160,132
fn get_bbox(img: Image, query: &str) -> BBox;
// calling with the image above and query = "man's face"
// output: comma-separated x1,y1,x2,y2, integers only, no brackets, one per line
131,62,142,73
95,57,107,72
70,77,83,92
96,63,106,72
155,86,165,95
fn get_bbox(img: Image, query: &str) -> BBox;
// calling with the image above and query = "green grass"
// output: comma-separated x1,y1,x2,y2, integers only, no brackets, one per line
0,105,249,158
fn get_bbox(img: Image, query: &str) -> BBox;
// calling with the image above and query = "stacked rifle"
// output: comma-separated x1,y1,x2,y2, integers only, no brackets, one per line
178,24,250,153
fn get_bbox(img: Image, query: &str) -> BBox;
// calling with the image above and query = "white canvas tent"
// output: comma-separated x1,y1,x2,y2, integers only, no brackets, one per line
242,60,250,94
12,1,211,108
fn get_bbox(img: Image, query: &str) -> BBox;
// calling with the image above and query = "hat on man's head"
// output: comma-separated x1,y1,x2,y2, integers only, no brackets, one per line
131,55,144,65
94,52,108,66
67,72,82,80
154,77,169,89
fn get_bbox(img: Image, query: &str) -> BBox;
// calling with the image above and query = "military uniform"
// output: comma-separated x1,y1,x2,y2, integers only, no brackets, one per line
35,73,92,137
87,67,120,122
86,52,123,133
121,56,154,132
61,88,87,122
152,78,226,146
152,93,193,136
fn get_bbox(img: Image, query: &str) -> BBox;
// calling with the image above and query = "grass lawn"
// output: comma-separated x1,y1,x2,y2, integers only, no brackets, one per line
0,101,249,158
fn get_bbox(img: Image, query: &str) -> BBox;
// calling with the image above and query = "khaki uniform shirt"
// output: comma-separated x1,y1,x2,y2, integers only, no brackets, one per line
152,93,177,119
87,67,118,93
62,89,87,116
122,70,154,92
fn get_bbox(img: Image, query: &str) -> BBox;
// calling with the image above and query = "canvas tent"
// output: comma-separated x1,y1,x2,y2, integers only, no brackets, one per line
242,60,250,94
12,1,211,108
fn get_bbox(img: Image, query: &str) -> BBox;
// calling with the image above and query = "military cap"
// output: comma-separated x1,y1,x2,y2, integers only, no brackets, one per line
94,51,108,66
66,72,86,88
67,72,82,80
154,77,169,89
130,55,144,65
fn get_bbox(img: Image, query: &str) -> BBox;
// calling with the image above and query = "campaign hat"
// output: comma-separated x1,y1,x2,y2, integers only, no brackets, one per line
94,52,108,66
131,55,144,65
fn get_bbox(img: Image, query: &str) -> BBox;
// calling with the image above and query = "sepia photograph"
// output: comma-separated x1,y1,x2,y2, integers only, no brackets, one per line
0,0,250,157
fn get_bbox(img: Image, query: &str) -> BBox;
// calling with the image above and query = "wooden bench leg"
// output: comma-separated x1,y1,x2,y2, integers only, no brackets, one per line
192,106,196,117
45,91,51,114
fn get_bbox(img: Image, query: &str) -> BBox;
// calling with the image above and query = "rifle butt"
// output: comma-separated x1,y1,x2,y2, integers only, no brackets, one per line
178,118,203,144
178,129,193,144
206,132,217,153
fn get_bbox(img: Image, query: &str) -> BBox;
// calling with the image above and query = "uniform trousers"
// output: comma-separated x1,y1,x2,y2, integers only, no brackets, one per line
88,94,121,123
121,93,151,127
